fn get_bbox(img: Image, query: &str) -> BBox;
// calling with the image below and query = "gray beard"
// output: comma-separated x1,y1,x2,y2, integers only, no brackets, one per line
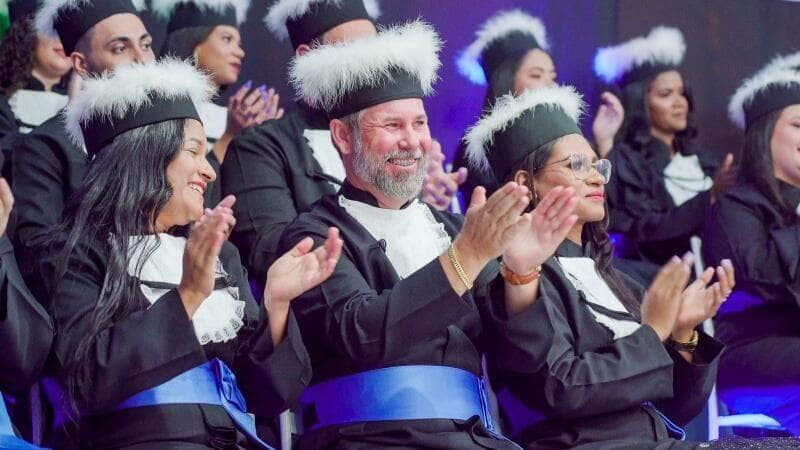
351,134,427,201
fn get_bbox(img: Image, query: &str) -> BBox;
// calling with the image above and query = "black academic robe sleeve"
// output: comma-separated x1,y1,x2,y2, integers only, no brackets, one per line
607,143,710,243
494,262,722,423
42,237,308,414
702,189,800,307
222,125,305,282
0,236,54,393
279,215,476,368
12,121,86,296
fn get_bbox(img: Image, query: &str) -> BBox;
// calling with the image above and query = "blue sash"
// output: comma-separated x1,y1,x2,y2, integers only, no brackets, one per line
112,359,274,450
0,392,46,449
300,365,496,431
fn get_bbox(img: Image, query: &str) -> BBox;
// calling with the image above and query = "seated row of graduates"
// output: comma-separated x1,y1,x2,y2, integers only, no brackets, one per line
1,0,799,449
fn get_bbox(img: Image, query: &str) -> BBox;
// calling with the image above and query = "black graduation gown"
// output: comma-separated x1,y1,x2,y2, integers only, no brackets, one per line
0,235,54,442
606,139,717,265
221,102,340,283
277,183,520,450
701,181,800,386
452,139,500,207
11,114,87,307
490,240,723,449
39,237,311,449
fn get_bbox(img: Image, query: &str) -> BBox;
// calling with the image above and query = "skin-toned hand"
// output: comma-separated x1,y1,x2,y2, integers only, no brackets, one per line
454,182,533,266
640,253,694,341
178,195,237,318
592,91,625,158
672,259,735,340
263,227,343,346
422,140,468,211
226,83,284,136
502,186,579,274
0,178,13,237
711,153,736,204
265,227,343,308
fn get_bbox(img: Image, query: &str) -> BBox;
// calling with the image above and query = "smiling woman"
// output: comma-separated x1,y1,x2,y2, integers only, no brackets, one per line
156,0,283,192
38,59,342,449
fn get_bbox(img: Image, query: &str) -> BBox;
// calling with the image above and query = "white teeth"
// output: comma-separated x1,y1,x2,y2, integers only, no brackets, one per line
190,184,203,194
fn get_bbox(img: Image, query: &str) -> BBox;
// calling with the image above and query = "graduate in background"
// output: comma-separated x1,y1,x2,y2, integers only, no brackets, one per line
155,0,284,205
13,0,154,306
465,84,732,449
0,0,70,139
452,9,556,206
222,0,380,283
595,26,736,267
702,52,800,435
42,59,341,449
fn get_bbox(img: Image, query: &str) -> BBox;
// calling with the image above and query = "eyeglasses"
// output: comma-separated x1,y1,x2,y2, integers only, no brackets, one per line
533,153,612,184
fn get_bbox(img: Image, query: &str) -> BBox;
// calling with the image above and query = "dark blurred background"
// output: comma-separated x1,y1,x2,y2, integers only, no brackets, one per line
141,0,800,164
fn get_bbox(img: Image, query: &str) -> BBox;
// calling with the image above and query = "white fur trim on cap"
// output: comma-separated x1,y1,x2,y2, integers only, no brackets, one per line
151,0,251,25
464,84,585,173
728,66,800,129
762,51,800,74
593,26,685,84
35,0,146,37
457,9,549,85
264,0,381,41
64,58,215,147
288,19,442,112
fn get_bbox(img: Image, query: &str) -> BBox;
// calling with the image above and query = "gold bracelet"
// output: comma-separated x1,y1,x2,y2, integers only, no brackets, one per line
669,330,699,353
447,245,473,291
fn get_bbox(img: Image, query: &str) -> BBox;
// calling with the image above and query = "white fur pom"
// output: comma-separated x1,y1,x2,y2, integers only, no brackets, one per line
64,58,216,147
464,85,585,173
762,51,800,75
457,9,549,85
264,0,381,41
288,20,442,112
728,66,800,129
151,0,250,25
594,26,685,84
35,0,146,37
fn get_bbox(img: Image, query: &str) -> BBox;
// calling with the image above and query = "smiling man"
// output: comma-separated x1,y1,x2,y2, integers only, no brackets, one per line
278,20,579,449
12,0,154,306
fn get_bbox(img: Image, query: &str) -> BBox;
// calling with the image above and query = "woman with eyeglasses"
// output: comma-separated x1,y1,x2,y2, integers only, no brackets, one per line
594,27,735,267
465,85,734,449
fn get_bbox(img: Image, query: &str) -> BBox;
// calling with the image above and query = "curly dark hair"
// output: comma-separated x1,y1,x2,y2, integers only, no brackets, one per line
616,70,699,153
0,15,37,98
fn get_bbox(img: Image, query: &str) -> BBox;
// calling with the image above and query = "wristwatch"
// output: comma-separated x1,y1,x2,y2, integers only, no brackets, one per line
669,330,699,353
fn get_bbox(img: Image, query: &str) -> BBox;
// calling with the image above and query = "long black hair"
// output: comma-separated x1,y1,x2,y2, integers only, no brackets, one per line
54,119,188,411
159,25,215,60
0,16,37,98
740,109,799,223
509,137,641,317
482,57,523,111
616,71,699,154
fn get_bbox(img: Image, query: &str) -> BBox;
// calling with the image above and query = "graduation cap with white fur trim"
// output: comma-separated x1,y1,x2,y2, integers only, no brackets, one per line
464,84,585,182
289,19,442,119
34,0,147,54
64,58,215,157
152,0,250,34
593,26,685,87
728,59,800,130
457,9,550,86
265,0,381,49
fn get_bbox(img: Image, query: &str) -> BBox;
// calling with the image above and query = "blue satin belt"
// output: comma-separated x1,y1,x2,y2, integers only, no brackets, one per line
112,359,274,450
0,391,47,449
299,365,496,432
